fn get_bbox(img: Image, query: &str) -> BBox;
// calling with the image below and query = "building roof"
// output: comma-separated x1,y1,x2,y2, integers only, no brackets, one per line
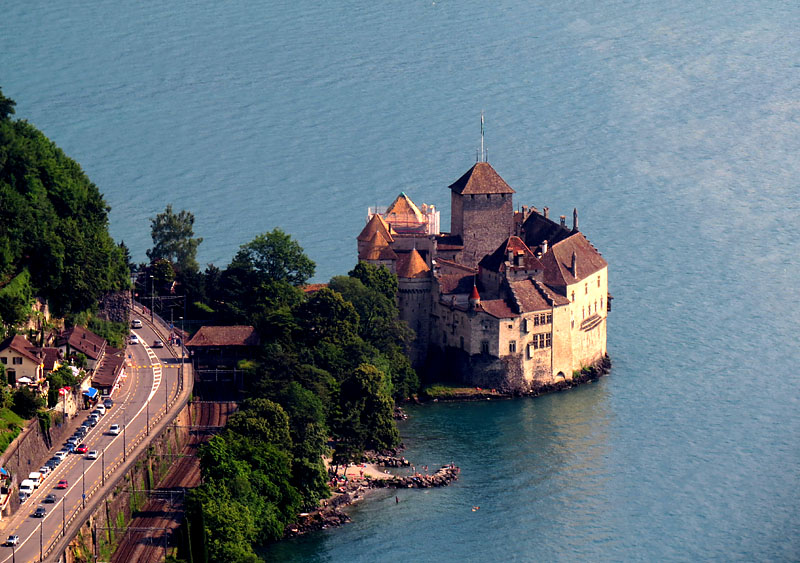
396,249,430,279
437,273,475,295
360,230,398,261
507,279,569,312
434,258,476,275
34,347,62,371
539,232,608,288
357,214,395,243
478,236,544,273
435,234,464,250
92,350,125,388
0,335,41,363
56,326,106,360
186,326,260,348
480,299,516,319
385,193,425,224
448,162,515,195
302,283,328,294
520,211,573,249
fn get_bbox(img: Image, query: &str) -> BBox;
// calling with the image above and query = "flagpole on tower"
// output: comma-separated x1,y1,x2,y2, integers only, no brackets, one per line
480,110,485,162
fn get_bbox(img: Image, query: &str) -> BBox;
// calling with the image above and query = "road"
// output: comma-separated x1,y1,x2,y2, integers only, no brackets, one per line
0,313,182,563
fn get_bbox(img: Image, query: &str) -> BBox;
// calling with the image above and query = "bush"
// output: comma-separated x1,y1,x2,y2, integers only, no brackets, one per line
11,387,43,419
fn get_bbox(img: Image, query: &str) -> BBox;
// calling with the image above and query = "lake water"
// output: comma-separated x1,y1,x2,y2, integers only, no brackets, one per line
3,1,799,560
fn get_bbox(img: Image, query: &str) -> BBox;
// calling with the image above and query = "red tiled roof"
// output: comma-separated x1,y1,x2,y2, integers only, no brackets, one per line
396,249,430,279
186,326,260,347
437,274,475,295
302,283,328,294
480,299,516,319
32,347,62,371
357,214,395,243
0,335,42,363
478,236,544,273
540,232,608,287
56,326,106,360
92,350,125,388
448,162,515,195
434,258,476,275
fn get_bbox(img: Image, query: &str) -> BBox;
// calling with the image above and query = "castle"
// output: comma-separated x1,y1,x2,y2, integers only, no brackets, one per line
357,160,609,393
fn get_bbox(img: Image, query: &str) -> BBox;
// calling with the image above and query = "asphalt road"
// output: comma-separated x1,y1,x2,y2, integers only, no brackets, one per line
0,315,182,563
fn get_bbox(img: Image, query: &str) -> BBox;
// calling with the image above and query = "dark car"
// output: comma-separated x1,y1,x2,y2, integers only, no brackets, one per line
103,398,114,409
43,494,56,503
33,506,46,518
65,443,76,453
48,457,61,467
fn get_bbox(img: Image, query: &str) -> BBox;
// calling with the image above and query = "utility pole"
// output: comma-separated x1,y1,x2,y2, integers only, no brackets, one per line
82,457,86,509
102,449,105,486
123,408,127,462
62,493,65,535
39,520,43,562
149,274,155,322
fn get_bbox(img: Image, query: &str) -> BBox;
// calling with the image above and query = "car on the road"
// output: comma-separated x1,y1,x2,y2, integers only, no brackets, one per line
65,443,76,454
76,426,88,437
47,457,61,468
108,424,121,435
95,404,106,415
33,506,46,518
129,334,139,345
76,443,88,454
5,535,19,546
18,492,28,504
56,479,68,489
66,436,78,446
88,417,98,427
152,339,164,348
131,319,143,329
80,421,91,431
87,450,99,460
54,450,68,460
39,466,51,477
103,398,114,409
43,494,57,503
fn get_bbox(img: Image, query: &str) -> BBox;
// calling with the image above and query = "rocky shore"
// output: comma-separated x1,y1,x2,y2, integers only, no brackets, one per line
284,462,460,538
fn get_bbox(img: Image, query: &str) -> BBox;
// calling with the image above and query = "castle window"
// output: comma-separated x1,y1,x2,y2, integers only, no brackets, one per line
546,313,552,324
571,320,575,329
13,357,22,365
531,333,552,350
508,324,513,329
481,341,489,354
571,291,575,301
526,344,533,359
471,195,475,199
523,318,530,332
486,194,490,199
585,283,588,294
509,340,517,353
597,276,601,287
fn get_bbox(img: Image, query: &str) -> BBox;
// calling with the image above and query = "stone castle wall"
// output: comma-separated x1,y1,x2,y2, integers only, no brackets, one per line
451,192,513,267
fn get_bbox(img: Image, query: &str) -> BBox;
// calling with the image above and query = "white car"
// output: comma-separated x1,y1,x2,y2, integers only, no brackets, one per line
131,319,143,329
5,535,19,546
108,424,121,435
129,334,140,345
95,404,106,415
54,450,68,461
87,450,99,460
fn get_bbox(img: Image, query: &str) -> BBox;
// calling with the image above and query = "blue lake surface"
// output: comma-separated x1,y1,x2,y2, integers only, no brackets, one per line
3,1,799,560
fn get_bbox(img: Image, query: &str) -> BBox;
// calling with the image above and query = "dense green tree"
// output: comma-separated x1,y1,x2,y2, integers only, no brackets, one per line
11,386,44,419
0,88,15,120
146,204,203,273
295,287,359,345
349,261,398,301
232,228,315,286
226,398,292,450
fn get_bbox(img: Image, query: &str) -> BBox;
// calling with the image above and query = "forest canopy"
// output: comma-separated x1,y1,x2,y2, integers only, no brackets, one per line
0,88,129,326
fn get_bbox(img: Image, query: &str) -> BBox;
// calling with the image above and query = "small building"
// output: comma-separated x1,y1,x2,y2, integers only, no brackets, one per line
55,326,107,370
186,325,260,372
91,349,126,395
0,335,44,386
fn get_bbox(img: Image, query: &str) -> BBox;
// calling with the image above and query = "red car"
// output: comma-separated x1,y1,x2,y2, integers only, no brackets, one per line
56,479,68,489
76,444,88,454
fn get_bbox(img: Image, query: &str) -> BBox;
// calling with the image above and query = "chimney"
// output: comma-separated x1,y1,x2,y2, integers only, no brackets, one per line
573,208,579,231
543,207,549,219
560,215,566,227
542,239,548,254
521,205,527,218
571,251,577,277
507,248,514,263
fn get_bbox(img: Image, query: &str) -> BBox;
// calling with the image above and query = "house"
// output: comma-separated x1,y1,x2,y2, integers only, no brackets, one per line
186,325,260,373
55,326,107,370
356,159,610,393
0,335,44,386
91,349,126,395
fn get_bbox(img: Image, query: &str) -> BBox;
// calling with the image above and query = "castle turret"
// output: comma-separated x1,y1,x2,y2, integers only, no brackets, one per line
396,248,432,367
469,284,481,310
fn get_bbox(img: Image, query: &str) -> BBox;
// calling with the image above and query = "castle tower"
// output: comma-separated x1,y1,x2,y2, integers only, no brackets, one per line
396,248,432,367
448,162,515,268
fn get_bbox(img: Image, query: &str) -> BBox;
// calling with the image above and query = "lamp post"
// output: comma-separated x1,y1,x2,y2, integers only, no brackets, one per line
82,457,86,509
123,408,127,462
179,314,185,392
149,274,155,322
62,493,65,535
39,520,43,562
101,449,105,486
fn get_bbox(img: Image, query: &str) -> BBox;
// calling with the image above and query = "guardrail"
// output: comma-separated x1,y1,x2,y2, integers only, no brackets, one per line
40,305,192,562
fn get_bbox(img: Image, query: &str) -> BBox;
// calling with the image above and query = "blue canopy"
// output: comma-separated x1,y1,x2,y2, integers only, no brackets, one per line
83,387,98,399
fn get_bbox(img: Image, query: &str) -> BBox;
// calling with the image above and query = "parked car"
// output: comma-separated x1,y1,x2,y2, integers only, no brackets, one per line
19,480,35,495
5,535,19,546
95,404,106,415
47,457,61,468
131,319,143,329
54,450,68,460
152,339,164,348
43,494,57,504
108,424,121,435
18,493,28,504
66,436,78,446
129,334,139,345
38,466,51,477
76,426,88,437
56,479,68,489
76,444,88,454
88,418,97,427
65,443,76,453
87,450,99,460
33,506,46,518
80,421,91,430
103,398,114,409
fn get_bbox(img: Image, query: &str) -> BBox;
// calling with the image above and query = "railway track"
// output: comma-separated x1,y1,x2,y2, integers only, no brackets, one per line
110,401,237,563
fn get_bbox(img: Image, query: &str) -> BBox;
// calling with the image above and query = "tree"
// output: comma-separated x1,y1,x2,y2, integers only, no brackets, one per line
12,386,44,419
295,287,359,345
146,205,203,273
226,398,292,450
0,88,15,120
349,261,398,301
231,228,314,287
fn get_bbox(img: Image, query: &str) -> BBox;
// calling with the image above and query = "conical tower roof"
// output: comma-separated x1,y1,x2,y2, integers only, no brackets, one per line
357,214,395,243
386,192,424,223
361,230,398,261
396,248,430,279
